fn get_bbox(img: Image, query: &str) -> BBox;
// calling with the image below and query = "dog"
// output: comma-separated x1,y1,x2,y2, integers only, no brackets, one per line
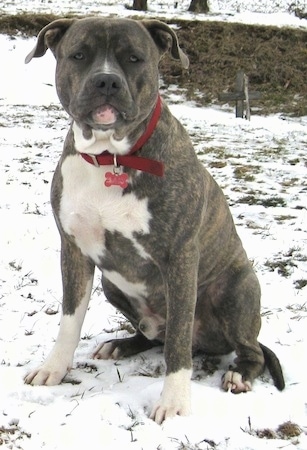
24,17,285,424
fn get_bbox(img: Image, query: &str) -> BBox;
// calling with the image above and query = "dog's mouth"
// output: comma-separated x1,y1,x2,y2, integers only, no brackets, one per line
92,104,119,125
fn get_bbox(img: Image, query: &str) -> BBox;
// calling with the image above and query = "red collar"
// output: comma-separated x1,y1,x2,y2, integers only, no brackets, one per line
80,96,164,178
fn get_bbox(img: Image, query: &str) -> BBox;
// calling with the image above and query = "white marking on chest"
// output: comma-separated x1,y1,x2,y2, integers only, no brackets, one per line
103,270,148,300
73,121,130,155
59,154,152,264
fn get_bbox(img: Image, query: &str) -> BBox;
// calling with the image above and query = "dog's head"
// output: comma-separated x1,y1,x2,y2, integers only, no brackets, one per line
26,18,188,141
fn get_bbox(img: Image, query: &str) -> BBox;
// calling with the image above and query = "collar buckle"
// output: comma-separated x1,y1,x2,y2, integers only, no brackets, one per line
89,154,99,167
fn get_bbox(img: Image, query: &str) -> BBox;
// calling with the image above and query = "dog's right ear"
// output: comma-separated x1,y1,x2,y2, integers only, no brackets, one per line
25,19,76,64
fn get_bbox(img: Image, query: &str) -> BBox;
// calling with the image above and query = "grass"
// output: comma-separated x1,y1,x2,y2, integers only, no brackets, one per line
294,279,307,290
171,436,217,450
243,419,302,441
9,260,22,271
287,302,307,313
264,259,297,277
233,165,260,181
0,424,31,446
264,247,306,284
161,20,307,116
238,195,287,207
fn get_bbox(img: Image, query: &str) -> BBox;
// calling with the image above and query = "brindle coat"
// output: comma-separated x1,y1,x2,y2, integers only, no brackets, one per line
24,17,285,424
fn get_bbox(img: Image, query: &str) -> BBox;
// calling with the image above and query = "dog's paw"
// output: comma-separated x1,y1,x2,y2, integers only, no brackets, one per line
150,369,192,424
24,364,69,386
93,341,121,360
222,370,252,393
150,398,191,425
24,352,72,386
93,334,156,360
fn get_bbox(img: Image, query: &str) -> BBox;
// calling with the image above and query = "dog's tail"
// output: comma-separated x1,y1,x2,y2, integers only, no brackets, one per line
259,342,285,391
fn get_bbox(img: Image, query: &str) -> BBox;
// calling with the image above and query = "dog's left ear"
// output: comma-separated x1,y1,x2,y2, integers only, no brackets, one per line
142,20,189,69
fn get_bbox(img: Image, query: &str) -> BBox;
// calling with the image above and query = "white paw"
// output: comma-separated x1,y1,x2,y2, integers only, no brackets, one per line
222,370,252,393
24,350,73,386
24,362,70,386
150,398,191,425
150,369,192,424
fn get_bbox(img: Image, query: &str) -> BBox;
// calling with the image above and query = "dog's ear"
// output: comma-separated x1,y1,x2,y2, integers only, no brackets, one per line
25,19,76,64
142,20,189,69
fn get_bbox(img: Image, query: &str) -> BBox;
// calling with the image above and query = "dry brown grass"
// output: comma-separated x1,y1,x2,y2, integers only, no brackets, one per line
161,20,307,115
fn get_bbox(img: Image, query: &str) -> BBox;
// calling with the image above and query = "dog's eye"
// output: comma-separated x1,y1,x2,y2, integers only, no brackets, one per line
73,52,85,61
129,55,140,63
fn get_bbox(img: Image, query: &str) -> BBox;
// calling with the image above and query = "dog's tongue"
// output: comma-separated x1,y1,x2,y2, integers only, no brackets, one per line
92,105,117,125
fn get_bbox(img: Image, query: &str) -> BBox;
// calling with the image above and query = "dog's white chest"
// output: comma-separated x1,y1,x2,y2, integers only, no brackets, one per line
59,154,152,264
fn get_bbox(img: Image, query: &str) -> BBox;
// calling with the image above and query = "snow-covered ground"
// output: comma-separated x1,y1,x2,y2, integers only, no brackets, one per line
0,2,306,449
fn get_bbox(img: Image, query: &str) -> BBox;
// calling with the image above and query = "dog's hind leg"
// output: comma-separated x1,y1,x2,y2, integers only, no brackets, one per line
222,341,285,392
222,341,265,392
213,266,266,392
94,277,162,359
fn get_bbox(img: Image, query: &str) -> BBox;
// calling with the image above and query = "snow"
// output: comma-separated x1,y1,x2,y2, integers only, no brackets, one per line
0,1,307,449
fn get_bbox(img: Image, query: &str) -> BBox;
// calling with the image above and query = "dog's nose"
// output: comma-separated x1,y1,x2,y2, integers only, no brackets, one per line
92,73,122,96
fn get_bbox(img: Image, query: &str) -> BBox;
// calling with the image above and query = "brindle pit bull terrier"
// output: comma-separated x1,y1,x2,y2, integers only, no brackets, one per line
24,17,285,424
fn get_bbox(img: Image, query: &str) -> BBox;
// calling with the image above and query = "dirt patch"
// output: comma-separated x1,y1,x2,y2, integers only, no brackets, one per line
1,13,307,115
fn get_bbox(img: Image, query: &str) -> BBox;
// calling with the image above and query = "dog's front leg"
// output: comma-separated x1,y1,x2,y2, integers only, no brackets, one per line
150,242,199,424
25,238,95,386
